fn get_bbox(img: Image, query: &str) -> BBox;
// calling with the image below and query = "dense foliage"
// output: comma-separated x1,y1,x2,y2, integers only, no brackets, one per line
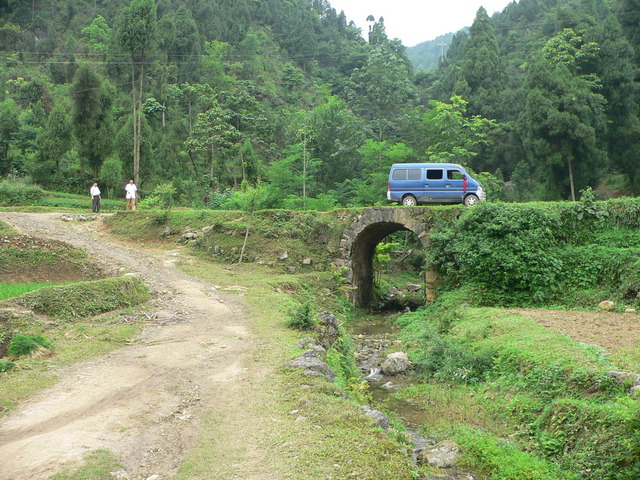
2,0,639,207
427,192,640,306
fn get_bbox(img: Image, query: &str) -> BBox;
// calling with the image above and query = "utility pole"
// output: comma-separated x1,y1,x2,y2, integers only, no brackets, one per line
438,42,447,58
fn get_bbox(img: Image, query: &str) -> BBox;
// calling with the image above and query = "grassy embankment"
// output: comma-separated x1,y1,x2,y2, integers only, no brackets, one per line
0,218,150,413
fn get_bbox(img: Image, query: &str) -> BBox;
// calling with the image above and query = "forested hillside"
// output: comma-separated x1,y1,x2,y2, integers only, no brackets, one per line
1,0,639,208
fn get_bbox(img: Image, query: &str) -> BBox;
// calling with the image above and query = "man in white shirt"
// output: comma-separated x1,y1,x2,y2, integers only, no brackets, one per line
125,179,138,210
90,182,101,213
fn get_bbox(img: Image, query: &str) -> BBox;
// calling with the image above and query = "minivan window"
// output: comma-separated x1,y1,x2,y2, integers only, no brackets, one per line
426,169,444,180
447,170,464,180
392,168,421,180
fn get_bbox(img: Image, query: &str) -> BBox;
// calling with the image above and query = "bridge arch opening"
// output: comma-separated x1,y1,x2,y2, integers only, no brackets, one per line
350,222,426,309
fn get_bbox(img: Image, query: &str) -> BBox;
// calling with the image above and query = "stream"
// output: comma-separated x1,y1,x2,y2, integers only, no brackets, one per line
350,318,480,480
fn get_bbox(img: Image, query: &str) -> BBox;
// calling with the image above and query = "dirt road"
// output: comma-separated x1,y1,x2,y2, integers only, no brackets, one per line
0,212,263,480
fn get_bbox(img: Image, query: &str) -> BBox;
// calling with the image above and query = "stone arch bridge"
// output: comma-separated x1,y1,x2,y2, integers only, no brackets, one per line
334,207,456,308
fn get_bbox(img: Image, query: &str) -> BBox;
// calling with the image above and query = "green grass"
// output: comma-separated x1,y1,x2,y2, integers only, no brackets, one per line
0,220,16,234
48,449,123,480
12,275,149,318
395,302,640,480
0,282,55,300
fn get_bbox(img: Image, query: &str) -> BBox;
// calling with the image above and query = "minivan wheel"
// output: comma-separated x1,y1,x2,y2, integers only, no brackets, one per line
464,194,479,207
402,195,417,207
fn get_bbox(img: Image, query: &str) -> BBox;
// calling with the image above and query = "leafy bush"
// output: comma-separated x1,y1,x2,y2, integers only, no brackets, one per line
533,398,640,479
427,200,640,306
8,334,53,357
0,180,44,206
286,302,315,330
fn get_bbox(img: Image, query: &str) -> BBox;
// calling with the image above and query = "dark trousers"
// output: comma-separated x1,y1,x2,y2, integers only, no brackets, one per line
92,195,101,213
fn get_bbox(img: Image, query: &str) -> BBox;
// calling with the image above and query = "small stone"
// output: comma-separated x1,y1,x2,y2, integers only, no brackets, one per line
598,300,616,311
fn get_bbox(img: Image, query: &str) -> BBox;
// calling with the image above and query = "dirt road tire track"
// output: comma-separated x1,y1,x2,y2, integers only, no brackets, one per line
0,212,262,480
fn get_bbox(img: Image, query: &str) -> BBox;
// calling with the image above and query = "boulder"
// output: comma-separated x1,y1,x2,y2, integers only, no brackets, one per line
360,405,390,430
381,352,411,375
417,440,462,468
317,311,339,350
285,349,335,381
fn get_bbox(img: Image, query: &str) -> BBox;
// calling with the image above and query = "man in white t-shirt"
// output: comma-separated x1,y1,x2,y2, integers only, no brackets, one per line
90,182,101,213
125,179,137,210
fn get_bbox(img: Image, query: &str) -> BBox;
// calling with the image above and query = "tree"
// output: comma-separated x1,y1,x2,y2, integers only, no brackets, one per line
37,102,71,178
115,0,157,187
184,104,239,185
0,99,20,176
81,15,112,60
421,96,497,168
307,96,367,191
518,52,607,201
461,7,507,119
71,65,101,175
350,43,417,141
71,67,115,178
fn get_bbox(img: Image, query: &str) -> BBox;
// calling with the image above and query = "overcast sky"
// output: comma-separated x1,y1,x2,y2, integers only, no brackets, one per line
328,0,516,47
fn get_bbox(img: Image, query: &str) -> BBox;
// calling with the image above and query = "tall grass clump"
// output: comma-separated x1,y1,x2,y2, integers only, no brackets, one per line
8,334,53,357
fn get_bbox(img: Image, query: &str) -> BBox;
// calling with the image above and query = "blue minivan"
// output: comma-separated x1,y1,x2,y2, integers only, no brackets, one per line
387,163,485,207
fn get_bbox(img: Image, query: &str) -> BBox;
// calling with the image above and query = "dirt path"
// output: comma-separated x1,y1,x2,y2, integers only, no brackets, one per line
0,212,264,480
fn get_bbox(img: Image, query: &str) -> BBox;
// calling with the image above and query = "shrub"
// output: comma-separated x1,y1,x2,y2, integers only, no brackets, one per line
286,302,315,330
0,180,45,206
427,200,640,306
455,426,571,480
